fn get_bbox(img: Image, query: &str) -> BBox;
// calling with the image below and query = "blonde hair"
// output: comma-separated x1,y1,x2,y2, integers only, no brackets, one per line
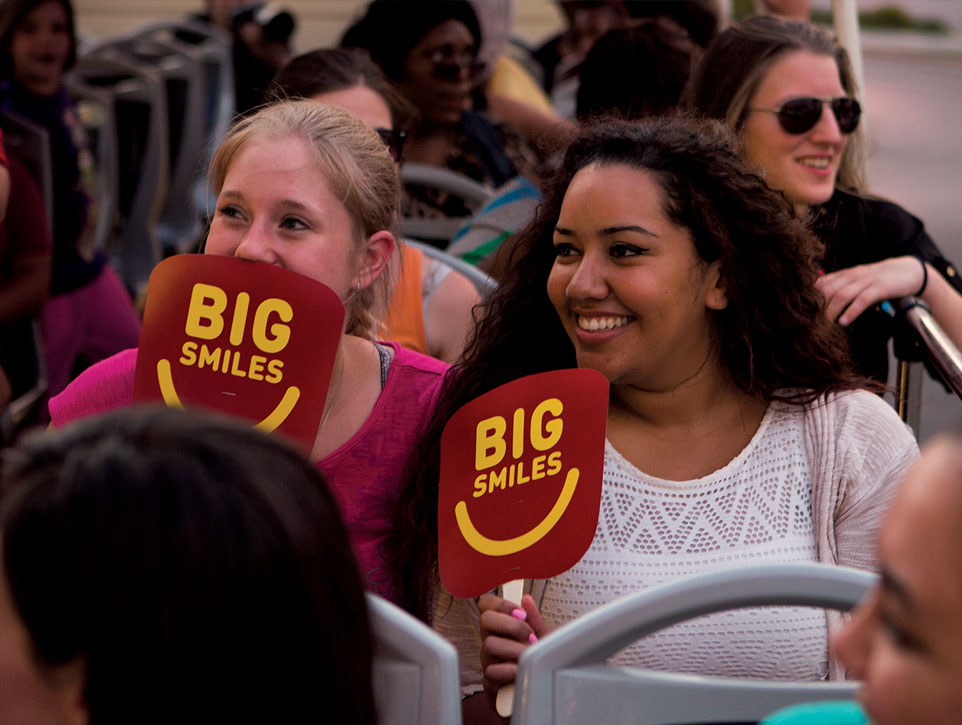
210,100,401,339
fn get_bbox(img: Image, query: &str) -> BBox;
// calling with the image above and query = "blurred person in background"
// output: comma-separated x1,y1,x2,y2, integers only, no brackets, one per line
189,0,295,115
272,47,480,364
342,0,543,227
0,0,140,406
0,128,51,422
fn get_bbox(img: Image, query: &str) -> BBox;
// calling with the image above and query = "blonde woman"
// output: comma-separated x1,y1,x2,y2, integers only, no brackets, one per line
48,101,449,603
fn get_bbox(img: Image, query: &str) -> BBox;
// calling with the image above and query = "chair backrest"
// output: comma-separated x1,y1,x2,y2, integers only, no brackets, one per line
0,319,48,444
366,593,463,725
123,20,236,232
86,34,207,254
401,163,496,245
62,81,119,257
126,19,235,153
0,111,53,234
404,238,498,299
514,563,875,725
67,54,169,294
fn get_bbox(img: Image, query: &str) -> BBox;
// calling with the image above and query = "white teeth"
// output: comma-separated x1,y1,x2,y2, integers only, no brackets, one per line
800,157,830,169
577,315,631,331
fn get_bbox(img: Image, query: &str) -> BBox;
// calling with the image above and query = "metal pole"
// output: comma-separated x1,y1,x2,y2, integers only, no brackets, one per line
832,0,866,100
900,298,962,400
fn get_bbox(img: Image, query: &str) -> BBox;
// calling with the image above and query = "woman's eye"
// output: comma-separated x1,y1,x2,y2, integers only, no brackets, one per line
881,614,923,652
553,242,579,258
610,243,646,259
281,216,308,231
216,205,243,220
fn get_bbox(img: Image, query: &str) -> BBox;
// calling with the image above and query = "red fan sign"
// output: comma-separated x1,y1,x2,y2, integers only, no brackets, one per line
133,255,343,451
438,368,609,598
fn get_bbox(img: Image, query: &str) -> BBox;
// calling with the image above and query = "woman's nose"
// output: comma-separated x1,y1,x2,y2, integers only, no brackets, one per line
233,227,278,265
567,253,609,300
810,103,845,144
832,592,875,679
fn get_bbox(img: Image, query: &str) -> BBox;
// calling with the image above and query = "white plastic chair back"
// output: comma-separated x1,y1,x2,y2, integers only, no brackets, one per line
123,20,236,231
401,163,496,244
514,563,873,725
366,593,463,725
404,238,498,298
68,54,169,294
0,320,48,444
125,20,235,149
87,34,206,253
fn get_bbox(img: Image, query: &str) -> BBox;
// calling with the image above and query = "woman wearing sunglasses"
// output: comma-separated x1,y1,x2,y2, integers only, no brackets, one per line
687,16,962,384
341,0,543,227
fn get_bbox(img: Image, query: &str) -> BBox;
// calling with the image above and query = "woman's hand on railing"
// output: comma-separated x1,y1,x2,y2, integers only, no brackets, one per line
816,256,927,326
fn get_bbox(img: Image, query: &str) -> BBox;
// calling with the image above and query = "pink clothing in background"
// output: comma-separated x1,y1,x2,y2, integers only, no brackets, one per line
49,342,449,604
42,264,141,402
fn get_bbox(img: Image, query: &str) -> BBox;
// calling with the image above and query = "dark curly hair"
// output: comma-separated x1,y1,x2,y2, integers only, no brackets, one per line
390,112,866,619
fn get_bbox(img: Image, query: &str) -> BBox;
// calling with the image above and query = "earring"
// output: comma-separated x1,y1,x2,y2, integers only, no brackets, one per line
343,280,362,304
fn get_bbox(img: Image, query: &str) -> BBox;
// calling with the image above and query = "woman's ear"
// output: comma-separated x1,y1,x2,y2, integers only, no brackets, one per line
704,260,728,310
52,657,89,725
355,231,396,290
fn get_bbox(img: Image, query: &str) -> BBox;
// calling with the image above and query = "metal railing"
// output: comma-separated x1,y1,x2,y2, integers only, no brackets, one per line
894,297,962,433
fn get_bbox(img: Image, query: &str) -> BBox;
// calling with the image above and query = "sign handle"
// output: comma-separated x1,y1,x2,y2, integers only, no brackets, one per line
495,578,525,718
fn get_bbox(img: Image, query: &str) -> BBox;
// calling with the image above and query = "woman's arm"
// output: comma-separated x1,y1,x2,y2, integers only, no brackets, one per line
817,256,962,351
0,158,52,324
0,129,9,223
424,267,480,364
0,161,9,224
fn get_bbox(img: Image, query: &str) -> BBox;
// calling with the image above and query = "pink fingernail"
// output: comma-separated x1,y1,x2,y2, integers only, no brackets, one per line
529,633,538,644
511,608,527,621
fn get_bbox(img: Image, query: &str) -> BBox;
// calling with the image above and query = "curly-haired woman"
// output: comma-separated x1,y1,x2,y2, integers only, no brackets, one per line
388,113,918,720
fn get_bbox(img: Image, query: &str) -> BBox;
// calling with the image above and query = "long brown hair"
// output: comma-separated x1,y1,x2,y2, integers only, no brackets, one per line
685,15,866,191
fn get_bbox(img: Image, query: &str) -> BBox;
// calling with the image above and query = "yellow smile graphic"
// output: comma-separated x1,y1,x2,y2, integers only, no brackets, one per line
454,467,580,556
156,359,301,432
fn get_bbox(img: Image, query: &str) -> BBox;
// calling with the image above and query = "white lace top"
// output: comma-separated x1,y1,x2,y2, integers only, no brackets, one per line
539,402,829,680
433,390,918,693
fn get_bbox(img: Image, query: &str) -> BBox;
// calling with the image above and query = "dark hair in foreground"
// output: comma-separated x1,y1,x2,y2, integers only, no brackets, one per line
0,407,376,724
0,0,78,79
390,113,865,618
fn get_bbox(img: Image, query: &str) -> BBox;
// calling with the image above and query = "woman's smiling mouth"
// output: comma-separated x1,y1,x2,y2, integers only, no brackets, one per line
576,314,633,332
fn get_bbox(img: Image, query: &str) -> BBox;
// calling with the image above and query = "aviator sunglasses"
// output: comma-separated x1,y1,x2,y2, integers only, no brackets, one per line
749,96,861,135
375,127,407,163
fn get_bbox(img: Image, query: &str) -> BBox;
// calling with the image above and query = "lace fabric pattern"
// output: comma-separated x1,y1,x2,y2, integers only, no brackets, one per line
540,403,829,680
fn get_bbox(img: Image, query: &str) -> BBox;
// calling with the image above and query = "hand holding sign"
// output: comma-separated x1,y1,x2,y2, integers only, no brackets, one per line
438,368,608,716
133,255,345,451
